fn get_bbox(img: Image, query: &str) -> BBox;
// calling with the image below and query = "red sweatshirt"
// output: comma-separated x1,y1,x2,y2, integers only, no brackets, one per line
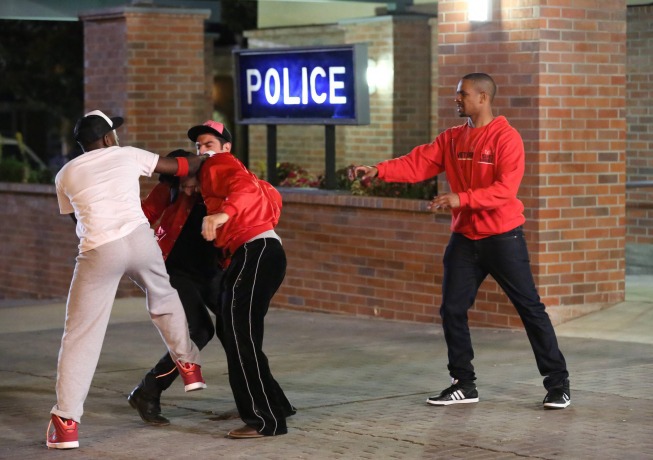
141,182,198,260
376,116,526,239
198,152,282,258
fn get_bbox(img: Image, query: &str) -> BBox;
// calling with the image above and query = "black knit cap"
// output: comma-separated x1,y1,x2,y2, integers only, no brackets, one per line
73,110,124,144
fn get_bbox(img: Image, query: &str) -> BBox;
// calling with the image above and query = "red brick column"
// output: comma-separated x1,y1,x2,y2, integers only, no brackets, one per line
79,6,212,296
79,6,212,153
626,4,653,273
436,0,627,322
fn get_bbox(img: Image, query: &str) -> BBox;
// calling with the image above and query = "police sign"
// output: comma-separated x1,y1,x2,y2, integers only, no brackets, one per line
234,45,370,125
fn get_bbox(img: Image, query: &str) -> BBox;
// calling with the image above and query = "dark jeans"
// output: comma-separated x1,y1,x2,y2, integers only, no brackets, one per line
222,238,294,436
440,227,569,390
139,269,224,397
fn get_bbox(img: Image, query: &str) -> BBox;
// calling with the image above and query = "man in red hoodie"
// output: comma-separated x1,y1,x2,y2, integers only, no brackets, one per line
355,73,570,410
189,120,296,439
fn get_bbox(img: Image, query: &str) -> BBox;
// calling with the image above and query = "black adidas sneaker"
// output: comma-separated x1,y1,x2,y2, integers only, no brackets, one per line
543,383,571,409
426,379,479,406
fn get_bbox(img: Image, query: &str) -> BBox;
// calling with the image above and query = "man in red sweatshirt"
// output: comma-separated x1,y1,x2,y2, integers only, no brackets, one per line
189,120,296,439
355,73,570,409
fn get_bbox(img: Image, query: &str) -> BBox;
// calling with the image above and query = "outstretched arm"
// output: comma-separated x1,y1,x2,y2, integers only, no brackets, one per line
154,154,208,177
352,137,446,185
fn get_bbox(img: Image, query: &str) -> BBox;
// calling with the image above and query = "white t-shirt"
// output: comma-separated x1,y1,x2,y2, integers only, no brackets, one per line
55,146,160,253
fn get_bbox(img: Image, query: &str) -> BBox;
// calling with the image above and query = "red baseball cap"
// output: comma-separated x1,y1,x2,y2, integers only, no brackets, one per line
187,120,232,143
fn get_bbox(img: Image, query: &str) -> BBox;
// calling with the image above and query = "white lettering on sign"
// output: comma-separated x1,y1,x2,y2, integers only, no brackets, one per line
245,66,347,106
283,68,300,105
329,67,346,104
265,69,280,104
246,69,261,104
302,67,309,104
310,67,326,104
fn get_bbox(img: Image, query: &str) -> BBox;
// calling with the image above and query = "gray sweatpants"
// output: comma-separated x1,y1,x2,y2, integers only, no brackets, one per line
51,224,201,422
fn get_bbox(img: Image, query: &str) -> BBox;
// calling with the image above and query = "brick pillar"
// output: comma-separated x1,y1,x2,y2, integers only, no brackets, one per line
436,0,627,323
79,5,212,297
79,6,212,154
626,4,653,273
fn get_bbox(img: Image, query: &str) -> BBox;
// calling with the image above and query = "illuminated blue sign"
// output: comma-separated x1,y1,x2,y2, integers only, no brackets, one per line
234,45,370,125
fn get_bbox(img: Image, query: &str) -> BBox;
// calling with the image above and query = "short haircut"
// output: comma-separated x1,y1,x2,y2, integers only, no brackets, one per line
462,73,497,102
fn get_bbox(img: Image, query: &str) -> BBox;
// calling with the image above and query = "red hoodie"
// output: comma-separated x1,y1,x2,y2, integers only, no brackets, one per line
141,182,198,260
199,152,282,259
376,116,526,239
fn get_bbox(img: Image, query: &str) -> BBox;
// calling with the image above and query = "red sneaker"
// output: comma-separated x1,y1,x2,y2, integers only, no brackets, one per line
46,415,79,449
176,361,207,392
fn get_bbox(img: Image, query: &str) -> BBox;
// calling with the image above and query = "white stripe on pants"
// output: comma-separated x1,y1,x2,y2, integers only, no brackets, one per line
51,224,199,422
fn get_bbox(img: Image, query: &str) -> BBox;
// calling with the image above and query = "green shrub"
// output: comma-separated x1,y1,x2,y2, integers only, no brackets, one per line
28,168,53,184
0,158,28,182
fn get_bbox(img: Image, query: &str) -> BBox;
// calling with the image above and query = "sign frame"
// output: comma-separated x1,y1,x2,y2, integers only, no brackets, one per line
233,44,370,126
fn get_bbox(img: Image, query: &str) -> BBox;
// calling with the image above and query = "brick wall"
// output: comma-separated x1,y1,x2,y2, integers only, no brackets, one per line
341,18,394,169
0,183,609,326
0,184,76,300
81,6,212,152
0,184,152,300
625,5,653,273
535,0,627,304
273,190,448,323
391,17,432,155
82,13,128,132
436,0,627,317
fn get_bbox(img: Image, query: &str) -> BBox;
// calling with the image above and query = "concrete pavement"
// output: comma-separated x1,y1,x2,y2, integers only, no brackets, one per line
0,275,652,459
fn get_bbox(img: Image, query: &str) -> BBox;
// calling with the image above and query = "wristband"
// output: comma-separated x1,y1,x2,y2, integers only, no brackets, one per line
175,157,189,177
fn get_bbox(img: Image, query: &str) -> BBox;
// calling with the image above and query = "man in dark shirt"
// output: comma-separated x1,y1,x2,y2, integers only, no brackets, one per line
127,150,224,425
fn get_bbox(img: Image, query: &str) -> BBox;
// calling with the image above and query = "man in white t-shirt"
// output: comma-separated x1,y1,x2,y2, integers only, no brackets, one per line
46,110,208,450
